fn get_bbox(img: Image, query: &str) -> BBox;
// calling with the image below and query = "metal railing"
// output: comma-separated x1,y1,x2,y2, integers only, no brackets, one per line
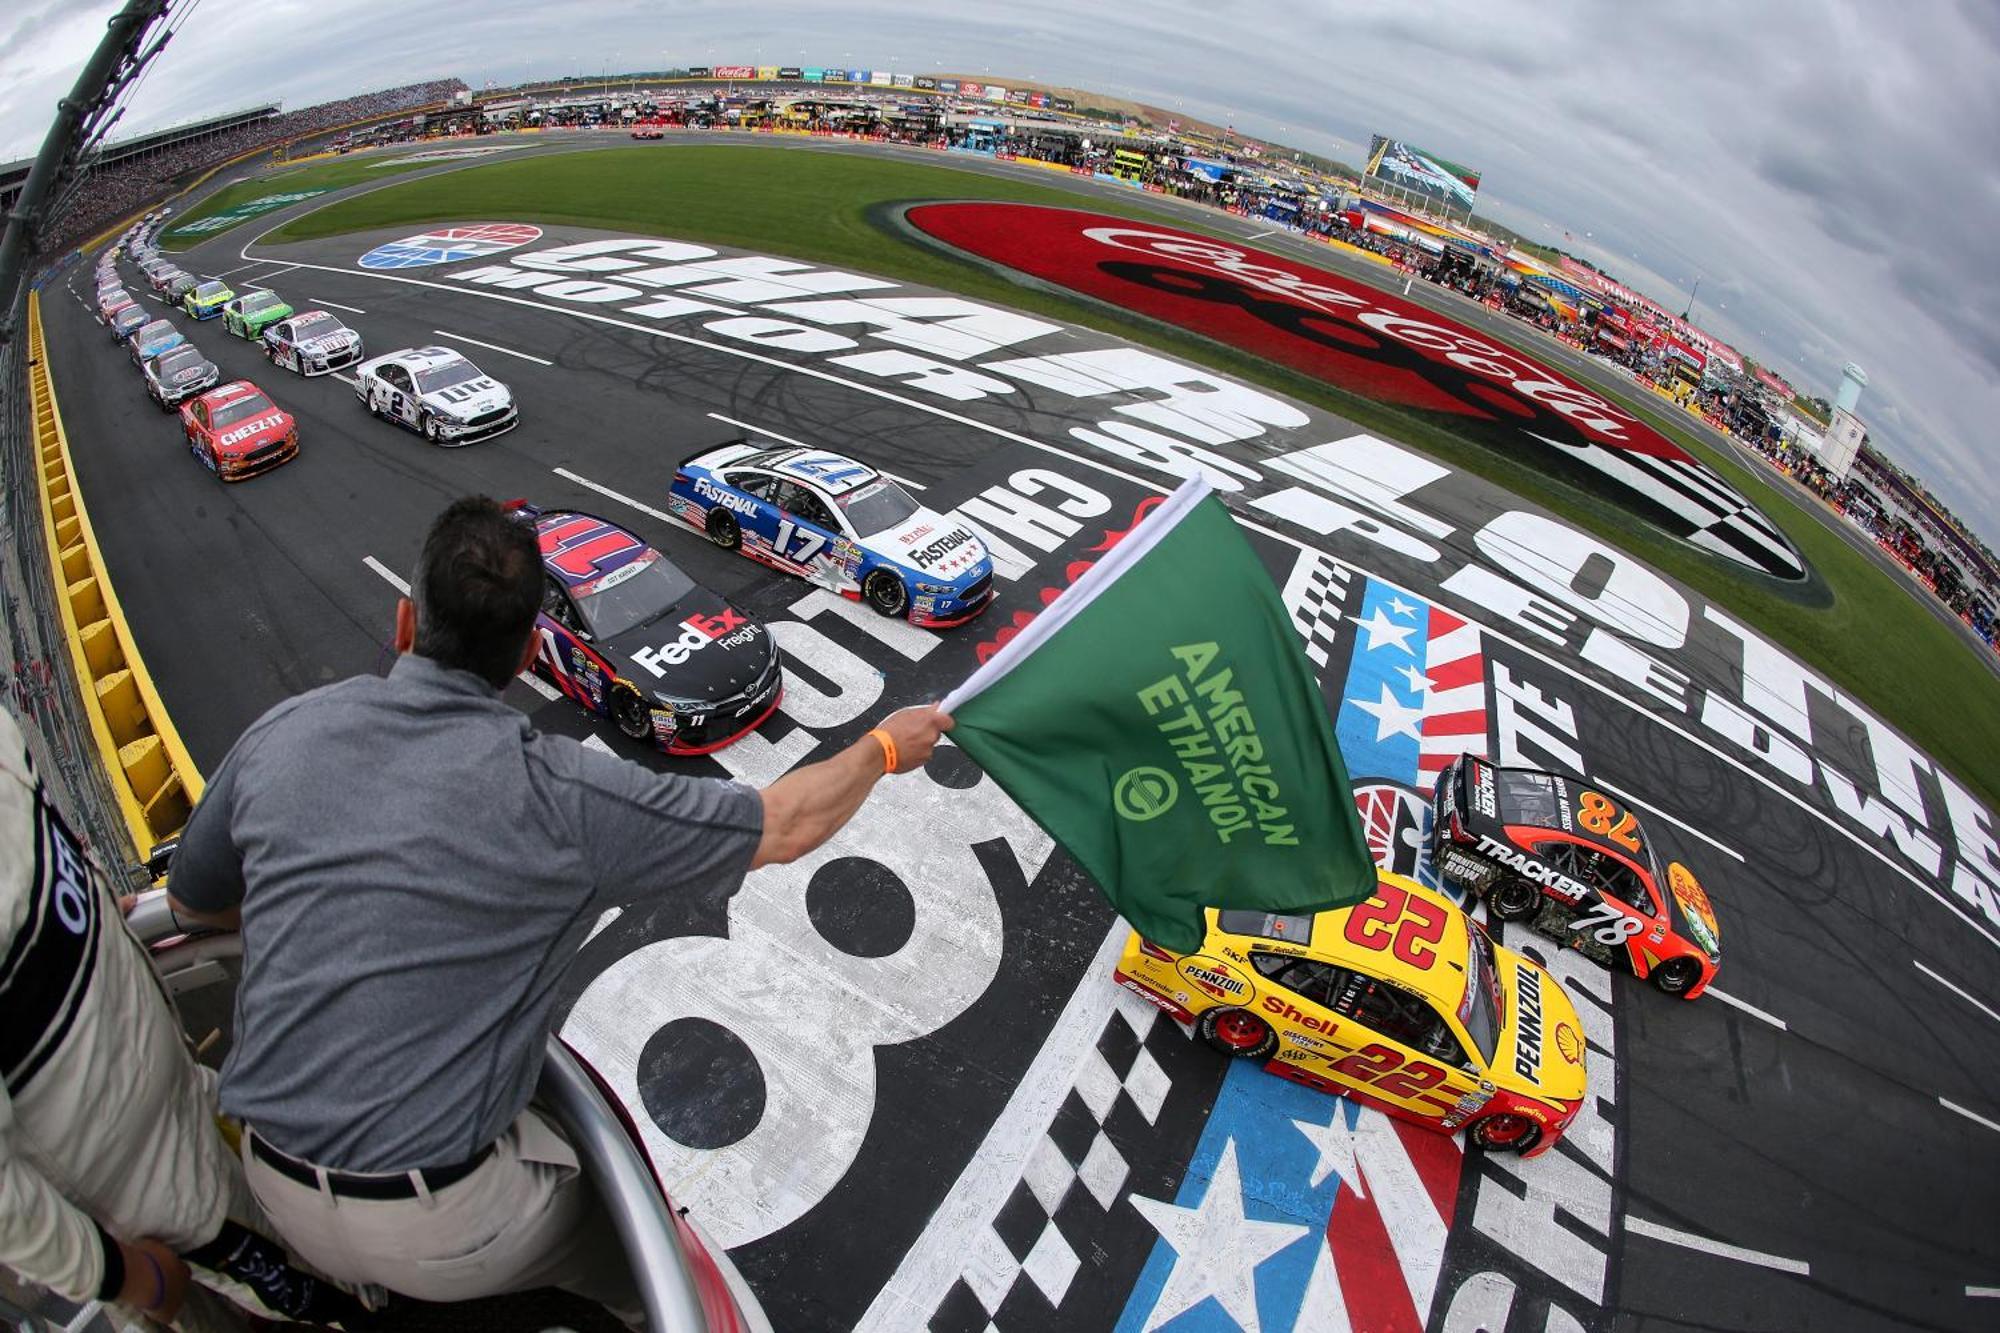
128,892,766,1331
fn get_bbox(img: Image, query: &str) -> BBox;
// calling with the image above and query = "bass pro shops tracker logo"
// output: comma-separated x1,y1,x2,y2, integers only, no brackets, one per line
359,223,544,270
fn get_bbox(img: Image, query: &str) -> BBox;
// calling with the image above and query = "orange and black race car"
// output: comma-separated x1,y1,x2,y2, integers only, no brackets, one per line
1430,754,1721,998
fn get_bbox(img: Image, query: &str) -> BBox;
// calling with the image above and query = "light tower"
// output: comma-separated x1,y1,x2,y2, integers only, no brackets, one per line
1836,362,1869,414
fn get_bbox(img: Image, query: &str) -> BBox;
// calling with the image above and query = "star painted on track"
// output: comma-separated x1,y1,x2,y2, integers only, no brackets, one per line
1349,607,1419,655
1398,663,1432,695
1291,1113,1367,1193
1353,683,1426,743
1387,595,1418,619
1128,1139,1311,1333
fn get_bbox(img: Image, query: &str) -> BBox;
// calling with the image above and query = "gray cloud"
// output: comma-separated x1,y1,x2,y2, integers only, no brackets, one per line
2,0,1994,545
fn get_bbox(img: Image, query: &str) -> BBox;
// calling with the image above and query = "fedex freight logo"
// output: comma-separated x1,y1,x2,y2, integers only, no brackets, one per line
631,610,754,676
359,223,543,270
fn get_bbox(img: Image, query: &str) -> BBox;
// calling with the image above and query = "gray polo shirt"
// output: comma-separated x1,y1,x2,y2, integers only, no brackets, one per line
171,653,763,1173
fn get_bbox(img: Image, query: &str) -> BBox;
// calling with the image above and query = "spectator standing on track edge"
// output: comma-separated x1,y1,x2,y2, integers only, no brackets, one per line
167,495,951,1327
0,706,368,1332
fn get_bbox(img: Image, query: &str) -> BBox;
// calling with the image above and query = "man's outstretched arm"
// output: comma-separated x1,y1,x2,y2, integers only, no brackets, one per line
753,705,952,868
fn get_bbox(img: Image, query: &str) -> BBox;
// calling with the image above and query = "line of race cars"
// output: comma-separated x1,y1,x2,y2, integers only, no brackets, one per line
88,214,1729,1168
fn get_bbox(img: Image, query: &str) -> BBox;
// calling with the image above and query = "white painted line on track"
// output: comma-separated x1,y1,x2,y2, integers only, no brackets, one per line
363,556,560,701
877,470,928,492
1915,959,2000,1026
552,466,676,524
328,372,359,387
1940,1098,2000,1134
246,242,2000,955
310,298,367,314
1583,775,1746,863
433,328,552,365
1248,228,1278,239
707,410,811,449
1705,988,1788,1030
582,733,616,754
1968,1285,2000,1298
1625,1217,1811,1275
361,556,408,595
856,924,1129,1330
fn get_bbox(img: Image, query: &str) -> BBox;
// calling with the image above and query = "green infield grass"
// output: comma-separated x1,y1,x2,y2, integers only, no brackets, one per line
159,150,476,250
268,143,1999,806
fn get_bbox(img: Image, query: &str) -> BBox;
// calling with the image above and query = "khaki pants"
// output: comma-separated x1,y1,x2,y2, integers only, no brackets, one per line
241,1106,640,1325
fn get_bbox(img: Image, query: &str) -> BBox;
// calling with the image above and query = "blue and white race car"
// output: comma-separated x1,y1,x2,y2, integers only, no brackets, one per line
668,443,995,627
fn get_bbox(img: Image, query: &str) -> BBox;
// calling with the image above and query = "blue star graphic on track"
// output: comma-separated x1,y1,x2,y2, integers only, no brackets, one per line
1349,607,1419,655
1353,683,1426,743
1128,1139,1310,1333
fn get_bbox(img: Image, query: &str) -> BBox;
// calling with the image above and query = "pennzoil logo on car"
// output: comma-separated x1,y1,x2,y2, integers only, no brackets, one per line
1176,955,1251,1002
1514,964,1545,1082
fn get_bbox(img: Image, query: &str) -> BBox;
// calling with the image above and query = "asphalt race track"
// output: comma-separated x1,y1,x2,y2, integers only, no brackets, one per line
39,133,2000,1332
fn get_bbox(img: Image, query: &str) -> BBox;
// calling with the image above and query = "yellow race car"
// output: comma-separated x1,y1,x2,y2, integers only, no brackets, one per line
183,278,234,320
1115,870,1589,1157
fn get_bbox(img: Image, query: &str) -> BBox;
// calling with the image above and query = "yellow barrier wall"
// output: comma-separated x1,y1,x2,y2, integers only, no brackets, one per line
27,292,203,855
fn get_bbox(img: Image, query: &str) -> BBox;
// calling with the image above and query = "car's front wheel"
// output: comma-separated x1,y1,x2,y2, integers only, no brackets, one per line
611,688,652,742
1649,956,1703,997
863,568,909,619
1487,878,1541,922
706,509,741,550
1469,1112,1543,1155
422,412,444,443
1198,1007,1277,1062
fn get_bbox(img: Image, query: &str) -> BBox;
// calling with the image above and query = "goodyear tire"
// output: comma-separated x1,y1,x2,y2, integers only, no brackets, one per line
1469,1112,1543,1155
863,568,909,619
1488,878,1541,922
706,508,741,550
1198,1007,1278,1062
422,413,444,443
611,688,652,742
1650,956,1703,997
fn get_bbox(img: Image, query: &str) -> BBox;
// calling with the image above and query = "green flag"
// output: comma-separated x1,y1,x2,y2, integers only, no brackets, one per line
943,478,1374,953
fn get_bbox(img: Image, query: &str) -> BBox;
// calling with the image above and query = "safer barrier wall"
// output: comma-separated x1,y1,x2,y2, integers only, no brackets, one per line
26,291,201,853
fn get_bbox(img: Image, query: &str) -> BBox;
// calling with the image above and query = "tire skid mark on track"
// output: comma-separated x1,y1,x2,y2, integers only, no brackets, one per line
234,239,2000,958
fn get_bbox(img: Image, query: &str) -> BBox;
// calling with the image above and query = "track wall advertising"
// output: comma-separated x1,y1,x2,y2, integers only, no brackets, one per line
1365,135,1485,211
906,202,1805,582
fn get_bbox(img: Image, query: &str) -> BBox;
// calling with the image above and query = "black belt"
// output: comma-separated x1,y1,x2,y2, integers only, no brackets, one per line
249,1132,494,1200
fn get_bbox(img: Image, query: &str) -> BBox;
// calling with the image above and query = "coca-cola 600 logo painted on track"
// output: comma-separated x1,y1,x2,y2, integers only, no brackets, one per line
906,203,1805,582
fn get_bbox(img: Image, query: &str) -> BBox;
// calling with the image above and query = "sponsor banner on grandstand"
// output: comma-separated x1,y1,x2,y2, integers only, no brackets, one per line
871,71,894,86
778,66,803,79
915,76,939,90
1052,96,1075,111
714,65,756,80
823,69,851,84
801,67,824,82
850,68,871,83
167,190,329,236
357,222,542,269
685,66,710,78
1008,88,1033,104
756,66,779,80
1030,92,1050,108
904,202,1806,580
938,79,962,94
983,85,1009,102
1364,135,1484,210
893,73,914,87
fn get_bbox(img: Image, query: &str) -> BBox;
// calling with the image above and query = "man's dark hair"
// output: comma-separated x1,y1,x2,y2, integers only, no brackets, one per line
411,496,542,689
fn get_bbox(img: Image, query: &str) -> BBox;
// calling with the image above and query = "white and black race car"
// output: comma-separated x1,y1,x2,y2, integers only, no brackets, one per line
353,345,518,445
141,344,221,411
263,310,366,376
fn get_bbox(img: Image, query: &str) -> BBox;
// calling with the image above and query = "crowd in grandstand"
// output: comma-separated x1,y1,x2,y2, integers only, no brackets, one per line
40,79,465,254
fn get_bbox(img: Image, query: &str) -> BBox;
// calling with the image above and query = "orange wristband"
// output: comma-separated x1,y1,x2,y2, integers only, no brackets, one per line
867,728,897,774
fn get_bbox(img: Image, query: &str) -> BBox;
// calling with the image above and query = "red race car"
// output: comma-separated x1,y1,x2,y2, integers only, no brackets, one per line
180,381,298,482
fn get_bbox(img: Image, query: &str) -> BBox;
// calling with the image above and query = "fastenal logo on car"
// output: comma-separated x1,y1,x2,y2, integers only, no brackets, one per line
359,223,544,270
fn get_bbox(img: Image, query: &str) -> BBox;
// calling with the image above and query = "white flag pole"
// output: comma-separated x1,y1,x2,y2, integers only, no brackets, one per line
939,476,1212,714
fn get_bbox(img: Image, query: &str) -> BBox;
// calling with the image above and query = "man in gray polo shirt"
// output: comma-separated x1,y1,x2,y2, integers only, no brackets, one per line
168,496,949,1322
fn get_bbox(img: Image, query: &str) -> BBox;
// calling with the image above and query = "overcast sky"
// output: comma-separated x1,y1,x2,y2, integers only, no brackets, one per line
5,0,1996,545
